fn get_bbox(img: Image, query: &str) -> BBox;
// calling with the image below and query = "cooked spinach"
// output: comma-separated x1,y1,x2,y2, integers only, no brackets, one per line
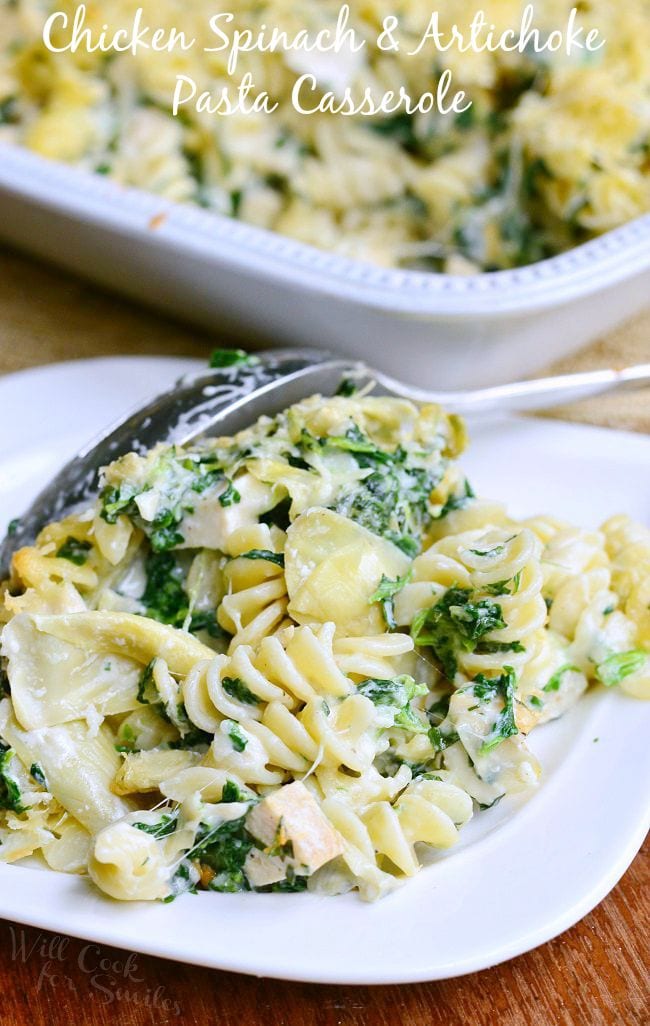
224,720,248,752
484,571,522,596
194,817,254,892
0,744,27,814
596,650,646,688
332,457,439,556
55,537,92,565
136,659,158,705
100,481,143,524
100,449,229,551
411,587,507,678
222,677,260,706
162,861,198,902
370,112,422,154
187,610,230,641
100,480,185,552
168,725,213,750
221,780,246,803
369,570,412,630
357,675,428,733
133,813,178,839
433,479,475,520
7,518,20,537
428,725,460,751
209,349,259,368
463,668,518,755
477,640,526,655
238,549,285,568
293,421,445,556
142,552,188,626
543,663,580,693
219,480,241,507
335,378,359,397
29,763,47,788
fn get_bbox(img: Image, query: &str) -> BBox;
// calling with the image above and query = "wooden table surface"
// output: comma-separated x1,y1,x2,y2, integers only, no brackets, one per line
0,245,648,1026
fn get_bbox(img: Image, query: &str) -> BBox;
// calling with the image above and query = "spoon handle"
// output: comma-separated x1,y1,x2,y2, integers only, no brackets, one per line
372,364,650,413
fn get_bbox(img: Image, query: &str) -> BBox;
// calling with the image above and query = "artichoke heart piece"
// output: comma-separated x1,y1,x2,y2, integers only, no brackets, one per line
285,508,411,635
21,610,214,676
2,613,142,730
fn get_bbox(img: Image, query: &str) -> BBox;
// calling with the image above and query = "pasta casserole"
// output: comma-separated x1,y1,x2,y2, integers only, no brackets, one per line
1,1,649,272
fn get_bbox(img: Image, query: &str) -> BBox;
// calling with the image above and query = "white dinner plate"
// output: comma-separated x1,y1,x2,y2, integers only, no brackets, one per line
0,355,648,985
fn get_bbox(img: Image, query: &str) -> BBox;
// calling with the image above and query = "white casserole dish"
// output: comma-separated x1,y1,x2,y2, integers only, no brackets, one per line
0,144,648,388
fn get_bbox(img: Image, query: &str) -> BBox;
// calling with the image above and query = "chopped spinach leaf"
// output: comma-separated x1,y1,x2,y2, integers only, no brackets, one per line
265,823,294,860
55,536,92,565
209,349,259,368
369,570,412,630
224,720,248,752
330,441,440,557
336,378,359,397
133,813,178,839
0,744,27,814
221,780,245,803
238,549,285,568
168,725,213,750
477,640,526,655
324,425,392,464
136,659,157,705
114,724,137,754
522,156,553,199
357,676,428,733
543,663,580,692
428,726,460,751
411,587,506,678
142,552,188,626
434,479,475,520
370,112,421,154
29,763,47,788
485,570,523,596
100,482,144,524
188,610,229,640
596,650,646,688
427,694,452,724
0,97,18,126
464,668,518,755
219,480,241,507
195,817,253,892
468,535,517,562
148,512,185,552
222,677,260,706
163,861,198,902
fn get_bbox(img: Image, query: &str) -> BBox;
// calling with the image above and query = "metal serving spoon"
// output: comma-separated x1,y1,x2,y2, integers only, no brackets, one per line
2,348,649,576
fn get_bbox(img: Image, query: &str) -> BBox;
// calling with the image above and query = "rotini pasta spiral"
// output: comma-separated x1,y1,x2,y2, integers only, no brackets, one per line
318,777,472,899
217,524,290,652
396,526,546,681
602,515,650,644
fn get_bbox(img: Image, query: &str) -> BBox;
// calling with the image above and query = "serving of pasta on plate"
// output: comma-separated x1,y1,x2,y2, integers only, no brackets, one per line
0,383,648,903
